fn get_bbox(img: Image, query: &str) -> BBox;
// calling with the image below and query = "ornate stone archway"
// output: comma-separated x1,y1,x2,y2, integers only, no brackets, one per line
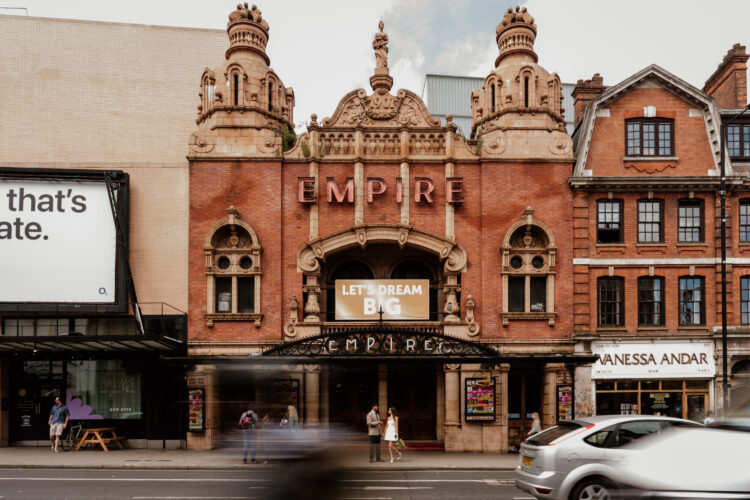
295,224,468,325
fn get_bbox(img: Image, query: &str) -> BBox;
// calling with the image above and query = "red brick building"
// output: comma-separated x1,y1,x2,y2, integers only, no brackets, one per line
570,44,750,419
186,5,586,452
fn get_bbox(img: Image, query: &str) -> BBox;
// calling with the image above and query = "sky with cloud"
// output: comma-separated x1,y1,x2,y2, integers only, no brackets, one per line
5,0,749,128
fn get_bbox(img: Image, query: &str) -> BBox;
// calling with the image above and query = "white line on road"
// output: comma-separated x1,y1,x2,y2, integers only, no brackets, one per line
132,497,256,499
341,498,392,500
513,497,536,499
341,479,513,484
0,478,267,482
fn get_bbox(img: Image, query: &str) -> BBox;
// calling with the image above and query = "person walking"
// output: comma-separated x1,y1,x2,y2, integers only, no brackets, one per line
287,405,299,431
48,395,69,453
239,407,259,464
366,404,384,463
527,412,541,437
383,407,402,463
704,410,715,425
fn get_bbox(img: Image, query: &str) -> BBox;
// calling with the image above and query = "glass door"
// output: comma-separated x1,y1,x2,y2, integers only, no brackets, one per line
686,393,706,422
13,360,66,442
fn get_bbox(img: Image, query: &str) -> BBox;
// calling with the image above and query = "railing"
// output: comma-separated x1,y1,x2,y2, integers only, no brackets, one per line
0,302,187,342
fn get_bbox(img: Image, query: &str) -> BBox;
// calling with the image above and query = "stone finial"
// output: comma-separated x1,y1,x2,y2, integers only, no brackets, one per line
370,21,393,93
495,6,538,66
226,2,271,63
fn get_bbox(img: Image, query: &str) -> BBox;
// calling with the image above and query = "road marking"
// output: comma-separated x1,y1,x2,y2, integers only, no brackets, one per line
132,497,256,500
341,479,513,484
0,478,267,482
513,497,536,499
341,498,392,500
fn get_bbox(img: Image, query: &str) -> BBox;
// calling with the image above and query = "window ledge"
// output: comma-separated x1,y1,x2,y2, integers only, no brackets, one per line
206,313,262,327
501,311,556,326
636,243,667,247
622,156,679,162
676,242,708,247
596,243,627,247
738,242,750,247
637,326,668,332
677,325,708,331
595,327,627,333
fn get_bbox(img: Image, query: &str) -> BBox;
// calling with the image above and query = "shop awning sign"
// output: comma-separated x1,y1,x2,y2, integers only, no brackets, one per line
591,341,715,379
335,279,429,320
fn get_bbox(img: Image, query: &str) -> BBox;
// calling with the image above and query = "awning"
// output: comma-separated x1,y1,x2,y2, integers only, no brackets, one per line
0,335,185,355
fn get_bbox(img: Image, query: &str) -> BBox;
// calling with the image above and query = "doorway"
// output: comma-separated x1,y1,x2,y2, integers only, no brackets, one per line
12,360,66,442
329,364,378,434
387,363,437,440
507,369,542,452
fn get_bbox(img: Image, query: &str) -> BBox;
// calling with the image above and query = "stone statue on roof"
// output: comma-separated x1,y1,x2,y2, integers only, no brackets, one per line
373,21,389,70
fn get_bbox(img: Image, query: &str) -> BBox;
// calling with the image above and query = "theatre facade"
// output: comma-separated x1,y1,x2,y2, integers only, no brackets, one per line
186,5,592,452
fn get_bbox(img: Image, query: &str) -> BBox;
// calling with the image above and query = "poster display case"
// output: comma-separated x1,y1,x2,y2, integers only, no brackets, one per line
556,384,574,422
188,388,205,432
465,377,496,421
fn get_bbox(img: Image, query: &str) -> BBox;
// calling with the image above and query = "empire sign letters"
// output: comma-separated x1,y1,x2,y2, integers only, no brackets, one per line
297,176,464,204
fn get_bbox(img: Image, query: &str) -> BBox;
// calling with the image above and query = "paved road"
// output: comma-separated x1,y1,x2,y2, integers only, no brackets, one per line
0,468,531,500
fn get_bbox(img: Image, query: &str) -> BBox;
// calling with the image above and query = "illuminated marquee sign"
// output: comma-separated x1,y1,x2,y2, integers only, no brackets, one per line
298,177,464,204
335,279,429,320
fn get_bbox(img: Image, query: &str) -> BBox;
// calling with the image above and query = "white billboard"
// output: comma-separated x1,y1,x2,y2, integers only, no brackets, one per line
0,179,117,303
591,341,715,379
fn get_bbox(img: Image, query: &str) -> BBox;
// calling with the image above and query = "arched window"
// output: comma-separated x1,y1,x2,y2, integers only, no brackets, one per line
325,260,373,321
204,207,262,327
490,83,496,113
501,208,556,325
201,72,215,114
391,260,439,321
524,77,529,108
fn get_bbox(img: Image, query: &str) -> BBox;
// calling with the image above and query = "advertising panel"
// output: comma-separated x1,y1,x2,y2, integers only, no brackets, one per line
557,384,574,422
335,279,429,320
591,341,715,379
0,168,127,311
465,377,496,421
188,388,205,432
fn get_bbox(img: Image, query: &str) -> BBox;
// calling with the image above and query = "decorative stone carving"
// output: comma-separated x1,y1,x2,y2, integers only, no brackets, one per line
189,132,215,153
303,275,321,322
624,162,677,174
465,295,480,336
443,274,461,323
373,21,389,70
283,295,299,338
322,89,441,129
365,93,402,120
296,224,467,275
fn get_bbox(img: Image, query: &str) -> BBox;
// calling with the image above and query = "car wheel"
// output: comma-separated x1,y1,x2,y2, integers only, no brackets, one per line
570,477,617,500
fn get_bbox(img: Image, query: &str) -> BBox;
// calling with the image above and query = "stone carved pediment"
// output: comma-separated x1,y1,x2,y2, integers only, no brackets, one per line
322,89,441,129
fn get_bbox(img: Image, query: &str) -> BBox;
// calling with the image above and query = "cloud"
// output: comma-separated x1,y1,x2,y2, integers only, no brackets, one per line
526,0,750,88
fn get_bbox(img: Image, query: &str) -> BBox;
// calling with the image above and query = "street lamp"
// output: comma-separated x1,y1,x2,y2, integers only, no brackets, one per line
720,103,750,416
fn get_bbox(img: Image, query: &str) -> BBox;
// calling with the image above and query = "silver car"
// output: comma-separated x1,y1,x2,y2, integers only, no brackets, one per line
514,415,700,500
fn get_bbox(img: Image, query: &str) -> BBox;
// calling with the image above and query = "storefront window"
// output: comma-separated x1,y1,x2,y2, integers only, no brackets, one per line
595,379,708,421
67,360,142,419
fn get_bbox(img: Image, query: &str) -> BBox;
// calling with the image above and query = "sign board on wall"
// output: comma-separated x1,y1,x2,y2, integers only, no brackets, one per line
0,174,121,306
465,377,496,421
591,341,715,379
557,385,574,422
335,279,429,320
188,388,205,432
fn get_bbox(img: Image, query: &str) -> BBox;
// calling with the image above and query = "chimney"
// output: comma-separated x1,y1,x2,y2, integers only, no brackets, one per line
704,43,748,109
572,73,604,129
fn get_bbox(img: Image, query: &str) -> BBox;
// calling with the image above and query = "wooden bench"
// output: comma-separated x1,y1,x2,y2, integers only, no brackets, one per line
74,427,125,452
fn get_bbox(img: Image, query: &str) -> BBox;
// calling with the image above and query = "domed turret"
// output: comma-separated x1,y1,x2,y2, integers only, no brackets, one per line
189,3,295,158
470,6,571,160
495,6,537,66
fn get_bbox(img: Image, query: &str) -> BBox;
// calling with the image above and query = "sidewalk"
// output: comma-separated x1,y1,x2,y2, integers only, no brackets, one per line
0,447,519,471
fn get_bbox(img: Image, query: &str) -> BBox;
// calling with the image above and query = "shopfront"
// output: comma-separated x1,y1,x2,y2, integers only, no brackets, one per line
591,340,715,421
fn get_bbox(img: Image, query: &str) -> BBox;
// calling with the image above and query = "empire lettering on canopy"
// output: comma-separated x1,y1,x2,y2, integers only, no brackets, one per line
297,177,464,204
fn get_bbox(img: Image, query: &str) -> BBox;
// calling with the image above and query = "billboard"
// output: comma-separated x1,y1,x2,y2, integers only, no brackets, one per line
335,279,430,320
0,169,127,310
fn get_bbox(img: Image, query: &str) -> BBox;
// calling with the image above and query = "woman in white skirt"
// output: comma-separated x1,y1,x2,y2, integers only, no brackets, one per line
383,407,402,462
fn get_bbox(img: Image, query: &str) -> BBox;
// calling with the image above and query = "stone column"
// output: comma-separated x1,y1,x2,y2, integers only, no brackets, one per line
443,364,461,451
186,365,219,450
320,366,330,427
354,161,364,226
304,365,321,426
303,273,321,322
308,160,319,240
543,363,564,428
400,161,409,225
574,364,593,419
443,274,461,322
378,364,388,420
436,364,445,441
498,363,510,453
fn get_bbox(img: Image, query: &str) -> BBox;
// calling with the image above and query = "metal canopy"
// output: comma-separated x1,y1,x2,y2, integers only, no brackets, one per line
0,335,185,355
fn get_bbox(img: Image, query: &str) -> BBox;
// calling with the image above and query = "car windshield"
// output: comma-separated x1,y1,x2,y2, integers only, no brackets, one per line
526,422,585,445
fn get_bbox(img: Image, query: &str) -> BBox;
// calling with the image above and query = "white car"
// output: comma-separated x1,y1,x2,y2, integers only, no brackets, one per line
612,426,750,499
514,415,700,500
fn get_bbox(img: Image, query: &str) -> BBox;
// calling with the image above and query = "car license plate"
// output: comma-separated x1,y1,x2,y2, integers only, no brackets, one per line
522,456,533,467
